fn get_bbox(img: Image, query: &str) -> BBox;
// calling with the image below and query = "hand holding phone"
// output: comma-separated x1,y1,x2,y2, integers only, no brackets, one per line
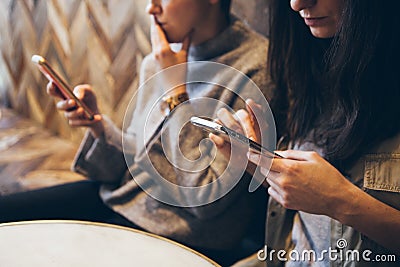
190,116,283,159
31,55,95,120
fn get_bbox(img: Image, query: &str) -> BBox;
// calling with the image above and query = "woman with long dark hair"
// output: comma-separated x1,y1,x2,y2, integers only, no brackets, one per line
212,0,400,265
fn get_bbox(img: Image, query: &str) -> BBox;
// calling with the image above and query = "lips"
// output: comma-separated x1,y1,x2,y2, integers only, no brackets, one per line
154,17,166,26
303,17,328,27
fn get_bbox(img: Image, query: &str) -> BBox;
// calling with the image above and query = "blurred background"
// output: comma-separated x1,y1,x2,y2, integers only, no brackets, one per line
0,0,269,143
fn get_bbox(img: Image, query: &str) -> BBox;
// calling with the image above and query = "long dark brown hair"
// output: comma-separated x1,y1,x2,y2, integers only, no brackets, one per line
268,0,400,167
220,0,232,18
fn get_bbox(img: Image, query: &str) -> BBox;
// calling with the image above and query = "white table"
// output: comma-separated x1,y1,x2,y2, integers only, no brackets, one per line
0,220,220,267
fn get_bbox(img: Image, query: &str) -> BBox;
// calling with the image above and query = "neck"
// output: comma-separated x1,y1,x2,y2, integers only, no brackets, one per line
191,11,230,46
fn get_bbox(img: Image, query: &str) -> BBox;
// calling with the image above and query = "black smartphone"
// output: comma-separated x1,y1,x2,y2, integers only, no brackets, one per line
31,55,94,120
190,116,283,158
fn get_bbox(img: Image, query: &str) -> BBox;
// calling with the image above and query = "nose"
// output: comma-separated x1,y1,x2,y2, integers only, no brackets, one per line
290,0,316,12
146,2,162,15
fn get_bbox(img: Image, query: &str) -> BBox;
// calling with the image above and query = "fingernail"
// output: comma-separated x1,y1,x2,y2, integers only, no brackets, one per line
94,114,102,121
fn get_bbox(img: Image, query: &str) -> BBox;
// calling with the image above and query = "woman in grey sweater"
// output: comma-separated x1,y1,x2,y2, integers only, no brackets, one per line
1,0,272,265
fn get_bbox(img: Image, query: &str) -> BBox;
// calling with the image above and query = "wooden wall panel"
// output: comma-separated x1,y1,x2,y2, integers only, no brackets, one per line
0,0,150,143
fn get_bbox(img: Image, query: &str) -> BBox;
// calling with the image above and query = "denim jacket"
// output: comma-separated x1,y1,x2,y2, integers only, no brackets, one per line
264,132,400,267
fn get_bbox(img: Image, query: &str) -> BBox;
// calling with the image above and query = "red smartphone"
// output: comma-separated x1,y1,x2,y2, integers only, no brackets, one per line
31,55,94,120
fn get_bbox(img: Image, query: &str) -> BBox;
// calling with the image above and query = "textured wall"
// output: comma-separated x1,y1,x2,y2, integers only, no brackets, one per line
0,0,269,143
0,0,150,142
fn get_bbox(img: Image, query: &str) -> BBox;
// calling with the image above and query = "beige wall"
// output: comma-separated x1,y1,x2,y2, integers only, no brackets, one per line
232,0,269,36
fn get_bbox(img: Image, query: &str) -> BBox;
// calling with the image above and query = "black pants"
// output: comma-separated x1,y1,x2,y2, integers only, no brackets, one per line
0,181,244,266
0,180,137,228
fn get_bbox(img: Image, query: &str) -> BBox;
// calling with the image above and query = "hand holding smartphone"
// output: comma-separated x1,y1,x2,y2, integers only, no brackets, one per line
31,55,95,120
190,116,283,159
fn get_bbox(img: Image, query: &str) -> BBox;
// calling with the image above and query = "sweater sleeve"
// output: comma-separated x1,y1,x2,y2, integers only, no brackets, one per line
72,116,130,183
134,63,272,219
72,55,157,184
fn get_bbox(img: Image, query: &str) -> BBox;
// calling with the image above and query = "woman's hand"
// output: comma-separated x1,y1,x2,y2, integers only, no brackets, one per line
210,98,353,218
47,82,104,138
150,16,191,70
250,149,400,254
209,99,265,176
210,99,263,159
150,16,191,95
249,150,355,219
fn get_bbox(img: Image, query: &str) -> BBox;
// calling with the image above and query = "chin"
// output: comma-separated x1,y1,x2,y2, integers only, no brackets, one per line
164,31,186,44
166,36,184,44
310,28,336,39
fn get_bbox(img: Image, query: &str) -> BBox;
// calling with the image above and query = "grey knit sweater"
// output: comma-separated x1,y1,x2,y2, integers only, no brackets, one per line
73,18,271,251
